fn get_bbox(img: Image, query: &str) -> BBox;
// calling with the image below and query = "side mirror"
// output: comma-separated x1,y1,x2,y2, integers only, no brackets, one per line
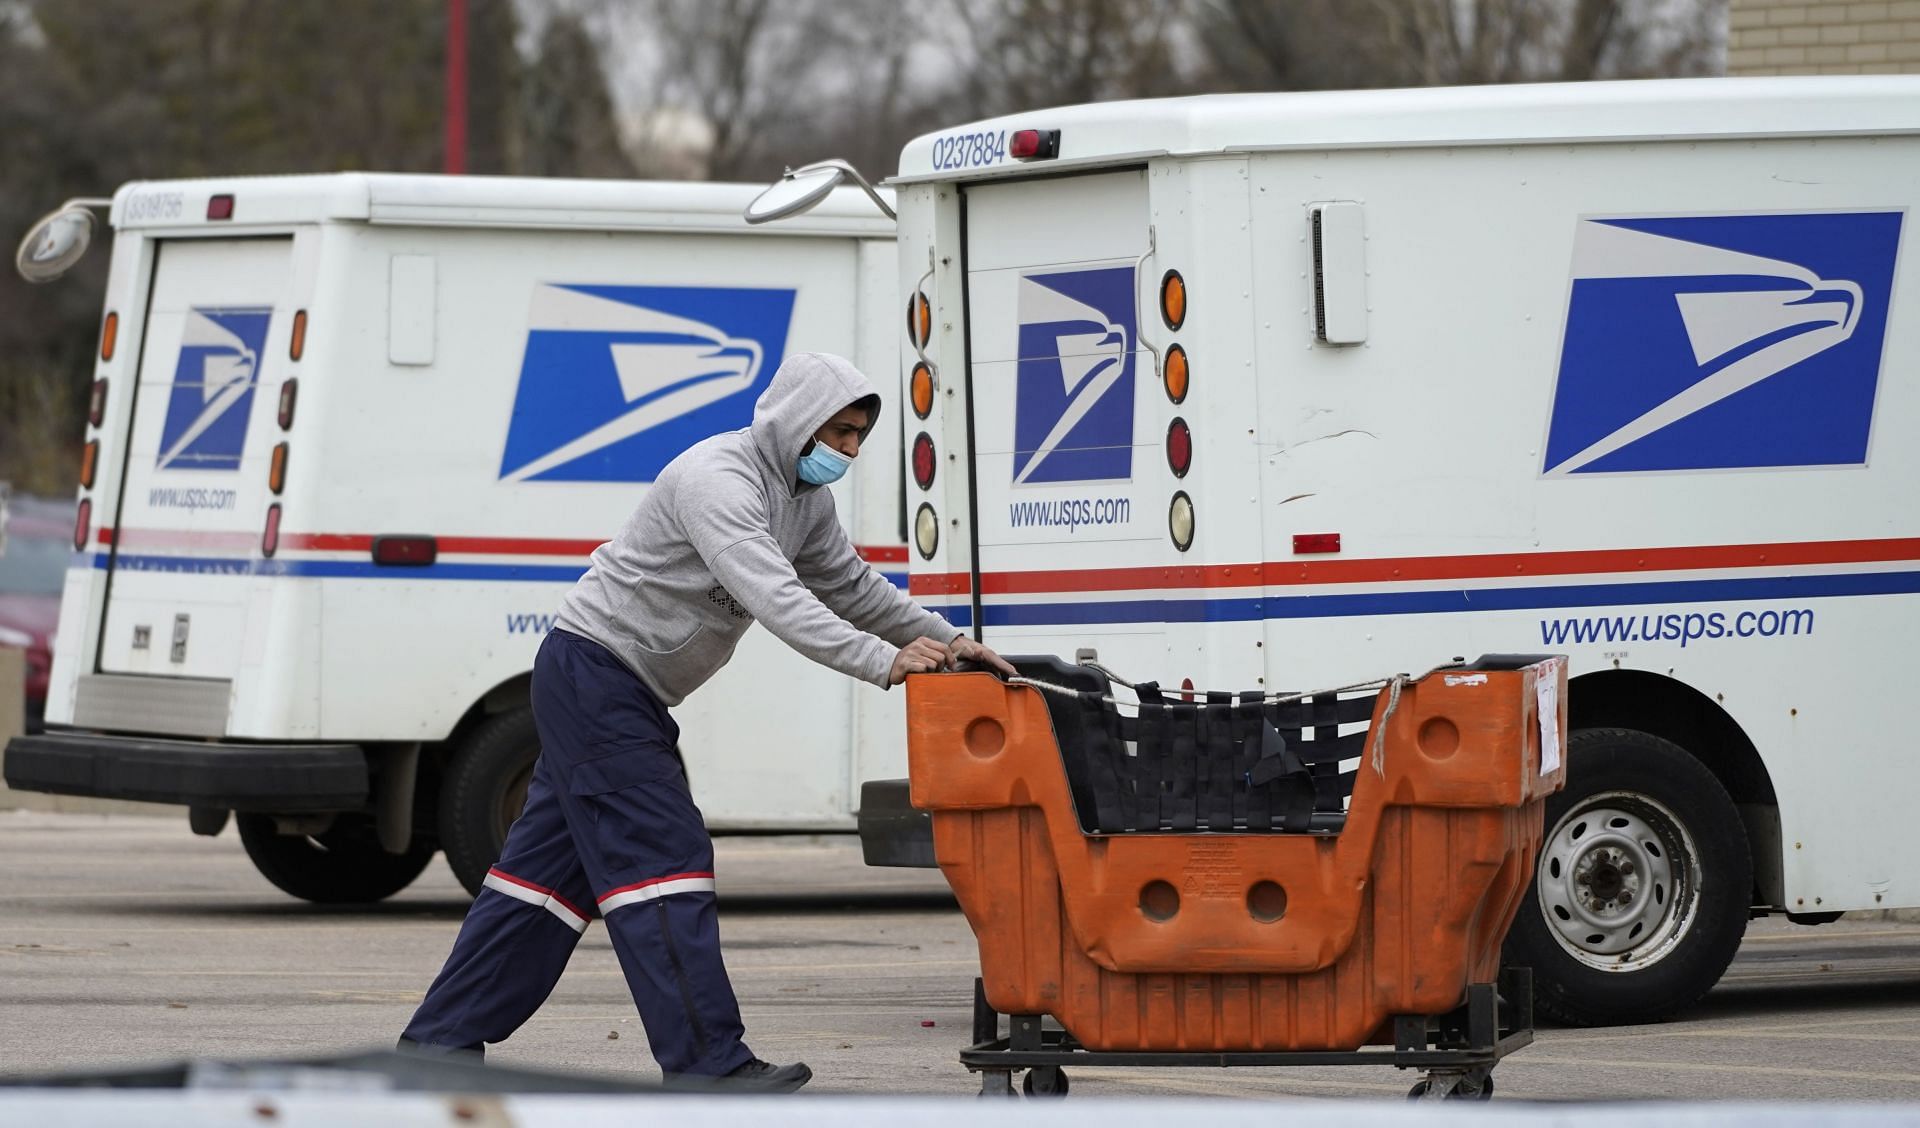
744,159,895,225
15,199,110,284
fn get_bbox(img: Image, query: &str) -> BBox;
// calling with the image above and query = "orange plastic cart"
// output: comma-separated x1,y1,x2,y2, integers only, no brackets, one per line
904,653,1567,1098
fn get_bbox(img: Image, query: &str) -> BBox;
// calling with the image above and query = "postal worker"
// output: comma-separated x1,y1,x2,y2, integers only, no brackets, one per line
400,352,1013,1091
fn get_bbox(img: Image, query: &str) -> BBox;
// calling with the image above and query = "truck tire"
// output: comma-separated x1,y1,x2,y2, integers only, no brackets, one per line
1502,727,1752,1026
236,813,435,904
438,707,539,897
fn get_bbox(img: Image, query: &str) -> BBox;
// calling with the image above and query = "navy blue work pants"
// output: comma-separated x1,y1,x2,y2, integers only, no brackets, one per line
402,628,753,1077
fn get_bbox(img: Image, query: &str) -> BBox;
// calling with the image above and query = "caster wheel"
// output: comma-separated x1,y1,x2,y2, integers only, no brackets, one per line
1023,1066,1069,1097
1408,1074,1492,1101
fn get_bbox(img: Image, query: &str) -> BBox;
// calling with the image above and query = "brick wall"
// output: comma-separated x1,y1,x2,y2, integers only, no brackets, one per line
1728,0,1920,74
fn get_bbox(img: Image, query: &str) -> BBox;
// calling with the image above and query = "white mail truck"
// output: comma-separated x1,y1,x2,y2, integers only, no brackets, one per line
843,76,1920,1026
3,174,914,903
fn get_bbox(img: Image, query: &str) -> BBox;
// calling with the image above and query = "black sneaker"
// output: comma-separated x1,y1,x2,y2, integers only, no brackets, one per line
664,1057,812,1093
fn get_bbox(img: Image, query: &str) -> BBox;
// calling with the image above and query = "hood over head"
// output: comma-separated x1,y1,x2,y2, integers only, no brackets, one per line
749,353,882,483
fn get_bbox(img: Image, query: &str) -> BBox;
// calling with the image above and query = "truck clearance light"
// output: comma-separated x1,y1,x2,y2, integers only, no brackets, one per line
88,378,108,427
98,312,117,361
1160,270,1186,331
1009,129,1060,160
261,504,281,557
1293,532,1342,554
914,504,940,560
290,310,308,361
1163,344,1188,403
268,442,289,495
910,362,934,418
1166,418,1191,478
912,432,936,490
73,498,91,552
372,535,438,567
1169,492,1194,552
207,194,235,221
908,292,932,349
79,440,98,490
277,379,298,429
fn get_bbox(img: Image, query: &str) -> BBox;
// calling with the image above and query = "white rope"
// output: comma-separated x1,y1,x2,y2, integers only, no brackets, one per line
1006,659,1463,778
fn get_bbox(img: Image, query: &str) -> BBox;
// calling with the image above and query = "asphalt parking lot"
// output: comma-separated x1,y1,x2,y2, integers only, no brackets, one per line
5,809,1920,1102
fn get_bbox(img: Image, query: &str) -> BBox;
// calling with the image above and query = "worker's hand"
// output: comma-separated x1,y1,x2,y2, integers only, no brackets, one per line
889,636,953,685
949,636,1017,678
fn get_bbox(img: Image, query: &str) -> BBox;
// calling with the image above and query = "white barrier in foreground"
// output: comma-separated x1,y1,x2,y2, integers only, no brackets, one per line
4,1094,1920,1127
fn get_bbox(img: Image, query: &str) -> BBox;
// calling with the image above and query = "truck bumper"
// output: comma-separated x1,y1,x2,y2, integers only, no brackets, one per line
856,778,937,868
3,730,369,811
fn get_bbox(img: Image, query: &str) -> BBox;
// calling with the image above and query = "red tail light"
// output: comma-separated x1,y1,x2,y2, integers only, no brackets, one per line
207,194,235,220
262,504,281,557
372,535,437,567
912,432,936,490
1010,129,1060,160
1166,417,1191,478
1293,532,1342,554
88,378,109,427
73,498,92,552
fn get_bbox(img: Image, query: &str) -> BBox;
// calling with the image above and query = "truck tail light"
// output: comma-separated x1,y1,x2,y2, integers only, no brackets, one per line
268,442,289,494
290,310,307,360
99,312,118,361
912,432,936,490
88,378,109,426
372,535,438,566
908,292,931,349
79,440,99,490
1160,270,1186,331
910,362,934,418
261,504,281,557
1293,532,1342,554
1009,129,1060,160
1163,344,1188,403
1166,418,1191,478
73,498,91,552
278,378,298,429
207,194,234,220
1169,491,1194,552
914,504,940,560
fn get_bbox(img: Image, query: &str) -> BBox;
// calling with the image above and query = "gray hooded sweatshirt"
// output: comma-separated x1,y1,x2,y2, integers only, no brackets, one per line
555,352,961,707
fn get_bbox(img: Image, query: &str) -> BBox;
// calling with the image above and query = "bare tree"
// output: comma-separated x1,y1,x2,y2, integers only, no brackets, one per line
1190,0,1724,92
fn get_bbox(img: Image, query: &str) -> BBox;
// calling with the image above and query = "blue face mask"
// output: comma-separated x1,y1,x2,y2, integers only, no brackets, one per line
796,440,854,485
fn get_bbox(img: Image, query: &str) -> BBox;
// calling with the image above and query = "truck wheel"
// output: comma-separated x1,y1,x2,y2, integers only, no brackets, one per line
236,813,435,904
439,708,538,897
1502,727,1751,1026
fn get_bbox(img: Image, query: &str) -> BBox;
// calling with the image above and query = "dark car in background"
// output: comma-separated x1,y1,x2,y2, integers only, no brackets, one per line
1,495,74,731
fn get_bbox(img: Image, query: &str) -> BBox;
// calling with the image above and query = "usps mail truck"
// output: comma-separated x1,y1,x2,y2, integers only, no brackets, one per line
860,76,1920,1026
3,174,910,903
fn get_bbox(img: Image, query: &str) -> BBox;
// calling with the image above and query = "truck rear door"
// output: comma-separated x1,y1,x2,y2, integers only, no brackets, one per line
99,237,294,682
960,171,1156,649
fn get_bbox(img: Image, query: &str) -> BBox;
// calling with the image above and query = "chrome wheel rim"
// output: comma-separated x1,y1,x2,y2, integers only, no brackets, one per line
1536,790,1700,972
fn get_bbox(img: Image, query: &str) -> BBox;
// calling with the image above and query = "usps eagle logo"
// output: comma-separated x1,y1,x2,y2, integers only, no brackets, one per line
155,307,272,472
1011,265,1137,484
498,284,796,482
1543,212,1903,475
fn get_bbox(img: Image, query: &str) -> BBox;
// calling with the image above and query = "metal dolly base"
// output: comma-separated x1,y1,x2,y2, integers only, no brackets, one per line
959,967,1534,1101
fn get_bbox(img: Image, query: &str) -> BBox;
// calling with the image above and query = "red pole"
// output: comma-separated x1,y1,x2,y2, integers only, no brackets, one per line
443,0,468,174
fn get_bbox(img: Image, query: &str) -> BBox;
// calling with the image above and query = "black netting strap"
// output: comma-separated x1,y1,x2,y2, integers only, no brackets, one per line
1080,689,1129,834
1164,701,1199,831
1200,692,1236,832
1132,683,1167,831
